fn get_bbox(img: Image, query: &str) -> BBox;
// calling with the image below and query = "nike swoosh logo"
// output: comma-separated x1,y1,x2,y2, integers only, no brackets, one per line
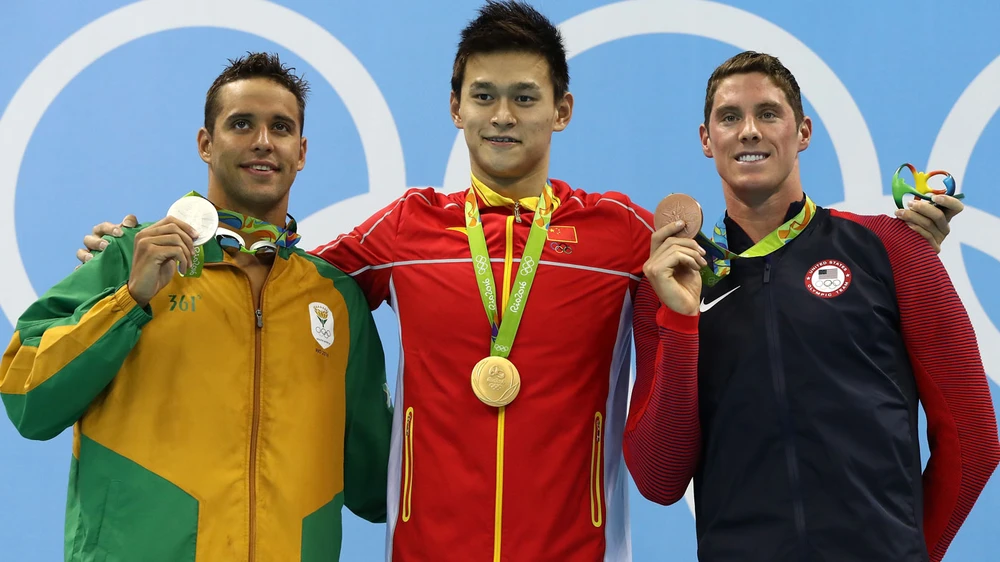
699,285,741,313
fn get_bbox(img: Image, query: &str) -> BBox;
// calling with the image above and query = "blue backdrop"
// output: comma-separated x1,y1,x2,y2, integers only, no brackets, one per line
2,0,1000,560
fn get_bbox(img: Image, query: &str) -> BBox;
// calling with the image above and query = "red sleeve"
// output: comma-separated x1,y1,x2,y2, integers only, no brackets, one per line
309,190,417,310
832,210,1000,562
622,278,701,505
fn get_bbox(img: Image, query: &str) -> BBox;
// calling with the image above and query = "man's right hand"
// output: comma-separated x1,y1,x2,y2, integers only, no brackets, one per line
127,217,197,308
77,214,138,264
643,221,707,316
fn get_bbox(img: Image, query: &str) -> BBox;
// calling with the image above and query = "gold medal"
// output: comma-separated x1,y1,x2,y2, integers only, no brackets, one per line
470,356,521,407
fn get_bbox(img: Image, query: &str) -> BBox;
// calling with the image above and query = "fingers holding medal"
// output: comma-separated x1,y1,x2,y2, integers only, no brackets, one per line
127,195,215,308
644,193,707,316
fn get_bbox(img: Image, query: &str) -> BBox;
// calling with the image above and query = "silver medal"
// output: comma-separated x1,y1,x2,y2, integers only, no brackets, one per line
166,196,218,246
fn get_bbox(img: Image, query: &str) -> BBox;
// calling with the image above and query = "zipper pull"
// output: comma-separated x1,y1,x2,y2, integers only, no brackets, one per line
763,261,771,284
513,201,522,223
256,309,263,328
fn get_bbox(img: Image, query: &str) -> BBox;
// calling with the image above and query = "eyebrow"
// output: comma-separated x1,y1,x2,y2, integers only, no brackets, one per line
468,81,542,92
713,104,741,116
714,101,785,115
227,112,298,125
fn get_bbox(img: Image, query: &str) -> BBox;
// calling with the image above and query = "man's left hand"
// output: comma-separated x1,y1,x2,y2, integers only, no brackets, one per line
895,194,964,253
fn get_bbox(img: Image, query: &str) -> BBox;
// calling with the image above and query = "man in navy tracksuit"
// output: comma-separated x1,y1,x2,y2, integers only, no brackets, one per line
624,51,1000,561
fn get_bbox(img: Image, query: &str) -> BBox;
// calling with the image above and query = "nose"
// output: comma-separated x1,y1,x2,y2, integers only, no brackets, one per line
739,117,761,143
491,98,516,129
252,126,274,152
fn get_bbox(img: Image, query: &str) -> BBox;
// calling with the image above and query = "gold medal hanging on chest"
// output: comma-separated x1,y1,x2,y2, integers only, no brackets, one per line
463,182,554,408
470,356,522,407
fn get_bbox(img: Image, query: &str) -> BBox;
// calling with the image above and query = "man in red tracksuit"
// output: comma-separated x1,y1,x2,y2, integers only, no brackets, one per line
77,5,962,561
625,51,1000,562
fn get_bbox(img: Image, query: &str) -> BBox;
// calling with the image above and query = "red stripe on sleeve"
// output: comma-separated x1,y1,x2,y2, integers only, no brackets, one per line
623,278,701,504
831,209,1000,561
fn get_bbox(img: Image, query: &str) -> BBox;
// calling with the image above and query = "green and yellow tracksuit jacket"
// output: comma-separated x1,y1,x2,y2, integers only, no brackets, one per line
0,226,392,562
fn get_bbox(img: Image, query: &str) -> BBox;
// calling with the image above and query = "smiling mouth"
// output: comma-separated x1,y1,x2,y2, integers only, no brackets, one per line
484,136,520,144
242,163,279,172
735,153,769,163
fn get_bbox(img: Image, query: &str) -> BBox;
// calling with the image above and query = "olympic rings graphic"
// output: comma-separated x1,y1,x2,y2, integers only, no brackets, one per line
818,278,842,290
551,242,574,254
475,255,490,274
519,256,536,275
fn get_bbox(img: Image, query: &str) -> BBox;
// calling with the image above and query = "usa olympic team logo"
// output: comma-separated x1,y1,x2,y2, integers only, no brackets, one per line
805,260,852,298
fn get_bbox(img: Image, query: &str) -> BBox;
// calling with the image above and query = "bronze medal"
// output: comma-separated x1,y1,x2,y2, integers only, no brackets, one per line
654,193,703,238
470,356,521,407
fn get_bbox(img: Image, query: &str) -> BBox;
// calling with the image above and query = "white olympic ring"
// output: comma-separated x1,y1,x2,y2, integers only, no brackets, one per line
483,0,878,520
926,52,1000,388
0,0,405,323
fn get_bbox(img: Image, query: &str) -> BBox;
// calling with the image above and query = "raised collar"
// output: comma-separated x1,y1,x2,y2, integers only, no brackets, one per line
470,174,561,213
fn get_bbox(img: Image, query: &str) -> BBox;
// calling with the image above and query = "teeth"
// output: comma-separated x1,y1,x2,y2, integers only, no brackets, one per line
738,154,766,162
489,138,515,142
251,164,273,171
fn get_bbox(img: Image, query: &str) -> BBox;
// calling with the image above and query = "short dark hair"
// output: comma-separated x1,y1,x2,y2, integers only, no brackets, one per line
204,52,310,134
703,51,804,128
451,1,569,100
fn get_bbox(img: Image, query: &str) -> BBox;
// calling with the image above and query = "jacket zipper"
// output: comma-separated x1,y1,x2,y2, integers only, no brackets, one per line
762,258,808,559
249,306,262,562
247,265,275,562
492,214,516,562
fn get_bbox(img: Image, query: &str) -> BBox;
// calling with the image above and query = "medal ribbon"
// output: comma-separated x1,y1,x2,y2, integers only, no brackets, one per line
466,182,554,358
696,196,816,286
176,191,302,277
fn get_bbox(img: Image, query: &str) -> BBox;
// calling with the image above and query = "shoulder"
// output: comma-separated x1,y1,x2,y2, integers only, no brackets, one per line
291,250,368,306
826,208,926,251
397,186,465,210
550,178,653,225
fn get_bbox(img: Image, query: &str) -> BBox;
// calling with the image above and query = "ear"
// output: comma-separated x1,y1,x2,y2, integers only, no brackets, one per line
552,91,574,132
798,116,812,153
450,90,463,129
197,127,212,164
699,123,713,158
297,136,308,172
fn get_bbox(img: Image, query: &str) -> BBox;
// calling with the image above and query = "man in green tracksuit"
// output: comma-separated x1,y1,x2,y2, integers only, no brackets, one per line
0,52,392,561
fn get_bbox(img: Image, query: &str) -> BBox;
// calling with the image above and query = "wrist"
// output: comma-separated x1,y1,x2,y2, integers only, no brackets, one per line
127,280,150,309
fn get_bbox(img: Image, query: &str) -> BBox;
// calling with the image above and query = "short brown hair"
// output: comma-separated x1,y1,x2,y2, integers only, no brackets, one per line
204,52,310,134
703,51,803,128
451,1,569,101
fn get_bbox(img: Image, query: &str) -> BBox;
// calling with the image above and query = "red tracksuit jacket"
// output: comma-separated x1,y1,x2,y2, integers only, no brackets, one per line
311,179,699,561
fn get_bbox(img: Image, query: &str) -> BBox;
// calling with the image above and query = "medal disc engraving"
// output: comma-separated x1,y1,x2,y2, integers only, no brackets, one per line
654,193,703,238
471,356,521,407
167,196,218,246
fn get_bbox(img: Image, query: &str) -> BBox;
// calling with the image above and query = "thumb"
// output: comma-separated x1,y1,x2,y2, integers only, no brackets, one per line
122,214,139,228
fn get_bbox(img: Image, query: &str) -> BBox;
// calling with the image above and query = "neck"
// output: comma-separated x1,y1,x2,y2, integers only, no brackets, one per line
723,184,804,244
207,182,288,226
471,159,550,201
